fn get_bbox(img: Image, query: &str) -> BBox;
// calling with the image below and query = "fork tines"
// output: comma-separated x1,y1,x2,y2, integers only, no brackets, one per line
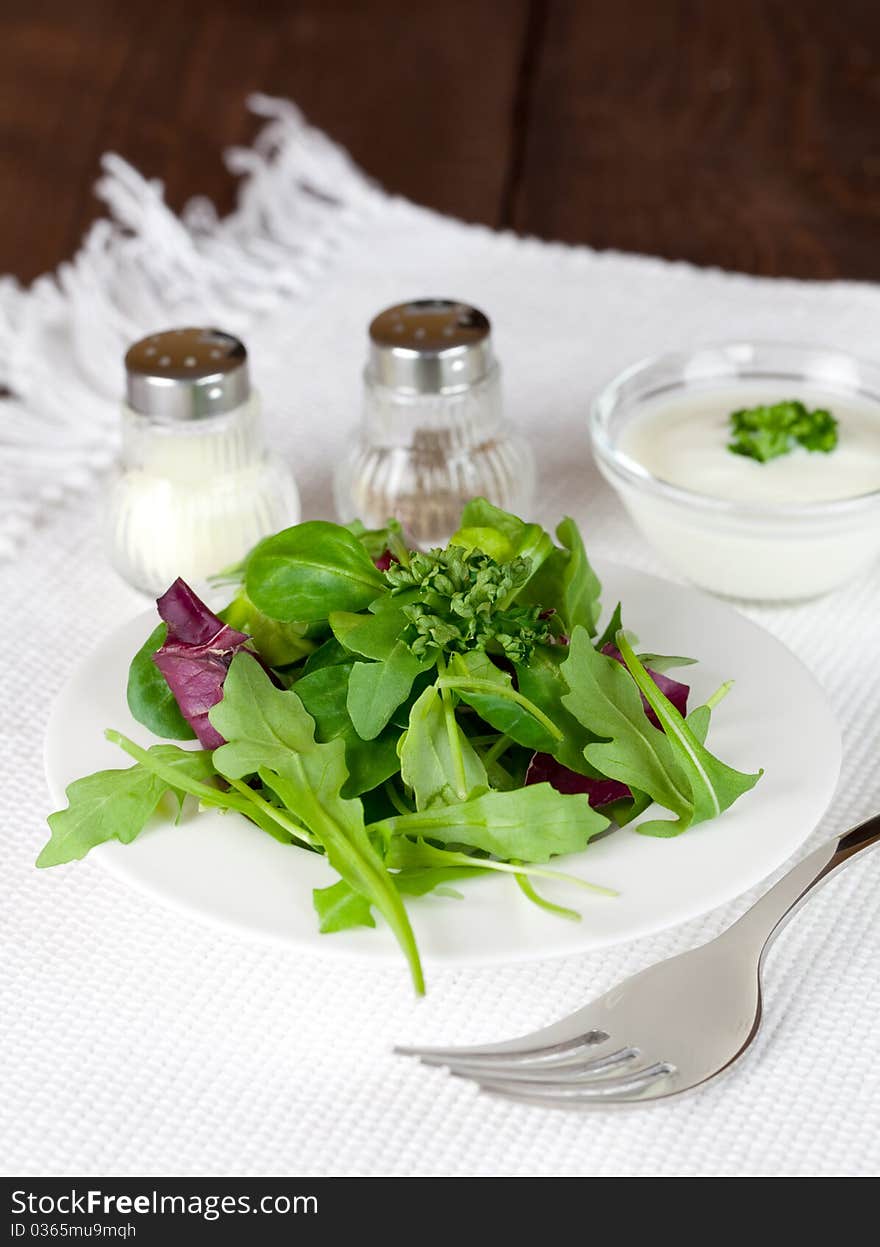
395,1031,677,1108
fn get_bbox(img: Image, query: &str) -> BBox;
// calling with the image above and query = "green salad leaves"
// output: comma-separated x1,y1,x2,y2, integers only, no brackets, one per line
40,500,762,992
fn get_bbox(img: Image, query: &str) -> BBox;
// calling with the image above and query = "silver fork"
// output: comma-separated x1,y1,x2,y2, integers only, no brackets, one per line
396,813,880,1107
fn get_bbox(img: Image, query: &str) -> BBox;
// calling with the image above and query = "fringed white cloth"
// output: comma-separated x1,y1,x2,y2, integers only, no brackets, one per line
0,96,378,557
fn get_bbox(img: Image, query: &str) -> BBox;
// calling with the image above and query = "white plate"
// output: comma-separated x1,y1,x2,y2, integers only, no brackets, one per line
44,562,841,966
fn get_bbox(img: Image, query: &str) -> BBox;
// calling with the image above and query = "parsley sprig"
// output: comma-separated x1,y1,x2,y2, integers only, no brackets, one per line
385,545,553,663
727,400,838,463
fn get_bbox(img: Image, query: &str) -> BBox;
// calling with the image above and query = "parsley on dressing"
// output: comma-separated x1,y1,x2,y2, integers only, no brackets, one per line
727,400,838,463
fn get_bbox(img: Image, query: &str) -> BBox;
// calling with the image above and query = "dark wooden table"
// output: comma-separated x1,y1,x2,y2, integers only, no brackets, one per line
3,0,880,284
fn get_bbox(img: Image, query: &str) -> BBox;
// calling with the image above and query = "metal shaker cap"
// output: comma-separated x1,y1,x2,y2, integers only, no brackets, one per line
367,300,495,395
125,328,251,420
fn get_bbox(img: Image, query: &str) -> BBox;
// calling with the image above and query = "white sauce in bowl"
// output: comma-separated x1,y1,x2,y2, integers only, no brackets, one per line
619,383,880,505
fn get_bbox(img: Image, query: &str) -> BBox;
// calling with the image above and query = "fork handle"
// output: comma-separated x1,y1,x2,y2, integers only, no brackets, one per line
724,812,880,957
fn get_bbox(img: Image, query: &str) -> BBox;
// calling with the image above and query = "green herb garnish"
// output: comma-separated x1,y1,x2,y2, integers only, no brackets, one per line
386,545,554,663
727,400,838,463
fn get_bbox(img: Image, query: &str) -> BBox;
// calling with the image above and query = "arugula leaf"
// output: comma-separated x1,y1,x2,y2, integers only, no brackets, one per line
385,835,615,895
513,871,580,922
615,631,761,835
522,517,601,637
560,628,694,828
636,652,697,675
209,653,424,993
442,651,560,752
313,878,376,933
515,645,604,777
375,782,607,862
38,745,214,867
686,704,711,745
106,731,306,846
398,683,488,809
392,864,485,897
126,624,196,741
293,663,401,797
245,521,386,623
315,864,484,920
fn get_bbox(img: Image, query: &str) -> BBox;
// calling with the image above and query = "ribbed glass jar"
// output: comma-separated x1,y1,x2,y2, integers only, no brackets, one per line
333,300,534,546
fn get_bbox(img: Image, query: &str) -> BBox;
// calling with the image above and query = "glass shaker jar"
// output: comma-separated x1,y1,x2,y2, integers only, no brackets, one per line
107,327,300,595
333,299,534,546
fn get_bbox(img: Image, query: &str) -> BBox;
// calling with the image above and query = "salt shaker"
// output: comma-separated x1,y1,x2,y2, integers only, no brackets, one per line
107,327,300,595
333,299,534,547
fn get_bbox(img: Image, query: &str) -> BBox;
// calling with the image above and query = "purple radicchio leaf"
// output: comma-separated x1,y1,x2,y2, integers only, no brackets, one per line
601,644,689,728
373,548,397,572
525,753,630,809
151,578,251,749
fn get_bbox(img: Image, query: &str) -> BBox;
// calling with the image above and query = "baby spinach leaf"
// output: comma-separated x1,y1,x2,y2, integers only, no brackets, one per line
376,782,607,862
126,623,196,741
301,636,354,675
210,654,424,993
560,627,694,829
615,631,762,835
292,664,354,738
333,601,434,739
347,646,430,741
343,733,402,797
313,878,376,933
38,745,214,867
456,498,555,582
331,602,411,661
398,683,488,809
245,521,386,623
594,602,624,653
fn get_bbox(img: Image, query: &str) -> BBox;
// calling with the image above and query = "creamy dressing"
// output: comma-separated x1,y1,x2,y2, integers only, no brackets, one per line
619,383,880,505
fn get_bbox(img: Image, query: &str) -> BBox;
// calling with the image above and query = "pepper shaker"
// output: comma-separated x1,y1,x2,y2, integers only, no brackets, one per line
333,299,535,546
107,327,300,594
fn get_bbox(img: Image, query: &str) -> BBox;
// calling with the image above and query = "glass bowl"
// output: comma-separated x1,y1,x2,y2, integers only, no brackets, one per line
589,341,880,601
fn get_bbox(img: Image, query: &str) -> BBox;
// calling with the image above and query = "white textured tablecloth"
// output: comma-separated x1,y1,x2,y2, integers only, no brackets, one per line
2,101,879,1177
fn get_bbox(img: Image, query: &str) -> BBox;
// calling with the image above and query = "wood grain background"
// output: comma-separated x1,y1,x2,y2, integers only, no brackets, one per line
2,0,880,283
